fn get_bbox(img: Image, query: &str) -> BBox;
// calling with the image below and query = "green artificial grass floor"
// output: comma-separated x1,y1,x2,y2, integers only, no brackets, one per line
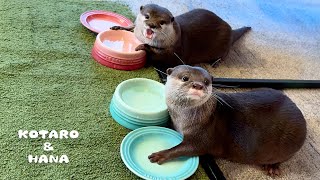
0,0,207,179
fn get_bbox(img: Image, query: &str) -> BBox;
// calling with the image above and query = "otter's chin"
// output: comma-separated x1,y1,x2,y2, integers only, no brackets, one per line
187,94,202,100
186,89,206,100
188,89,204,96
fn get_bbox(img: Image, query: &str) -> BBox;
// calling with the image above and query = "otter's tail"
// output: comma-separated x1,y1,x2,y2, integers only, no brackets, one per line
231,26,251,44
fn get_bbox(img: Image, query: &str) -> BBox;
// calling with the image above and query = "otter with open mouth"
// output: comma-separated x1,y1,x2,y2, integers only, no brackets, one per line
147,65,306,176
111,4,251,68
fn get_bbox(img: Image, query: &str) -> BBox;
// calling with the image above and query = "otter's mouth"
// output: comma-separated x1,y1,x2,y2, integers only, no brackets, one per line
144,28,154,39
187,89,206,99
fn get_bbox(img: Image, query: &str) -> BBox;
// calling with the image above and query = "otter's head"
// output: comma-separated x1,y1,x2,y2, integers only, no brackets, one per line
165,65,213,107
134,4,177,48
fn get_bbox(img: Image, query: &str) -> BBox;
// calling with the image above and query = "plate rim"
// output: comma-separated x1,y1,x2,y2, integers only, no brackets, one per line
80,10,133,33
120,126,199,180
114,78,167,117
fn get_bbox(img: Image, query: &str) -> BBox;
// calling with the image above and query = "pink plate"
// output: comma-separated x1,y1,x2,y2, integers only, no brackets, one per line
92,48,145,71
80,10,133,33
92,45,145,65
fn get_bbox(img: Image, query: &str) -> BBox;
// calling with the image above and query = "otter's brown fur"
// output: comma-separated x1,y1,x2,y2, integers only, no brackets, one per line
111,4,251,67
148,65,306,176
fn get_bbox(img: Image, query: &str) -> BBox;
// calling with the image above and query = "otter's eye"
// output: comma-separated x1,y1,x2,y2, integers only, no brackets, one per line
145,15,150,19
182,76,189,82
204,79,209,86
160,21,166,25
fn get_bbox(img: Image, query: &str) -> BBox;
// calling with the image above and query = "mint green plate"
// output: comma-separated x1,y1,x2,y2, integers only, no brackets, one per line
110,101,168,130
111,97,169,124
113,78,168,120
120,127,199,179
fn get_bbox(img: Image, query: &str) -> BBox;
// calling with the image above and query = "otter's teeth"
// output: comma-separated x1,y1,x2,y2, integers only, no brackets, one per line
145,29,154,39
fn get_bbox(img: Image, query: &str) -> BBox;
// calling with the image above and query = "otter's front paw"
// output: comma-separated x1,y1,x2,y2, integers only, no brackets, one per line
110,26,121,30
135,44,149,51
148,151,169,165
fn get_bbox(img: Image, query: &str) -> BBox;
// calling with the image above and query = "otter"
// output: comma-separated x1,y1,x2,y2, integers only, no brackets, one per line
147,65,307,176
111,4,251,67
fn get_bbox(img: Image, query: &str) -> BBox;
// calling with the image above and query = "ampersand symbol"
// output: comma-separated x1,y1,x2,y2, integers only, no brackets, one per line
43,142,54,151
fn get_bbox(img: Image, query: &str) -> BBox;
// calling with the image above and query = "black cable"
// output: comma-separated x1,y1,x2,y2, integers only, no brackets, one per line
214,78,320,89
200,155,226,180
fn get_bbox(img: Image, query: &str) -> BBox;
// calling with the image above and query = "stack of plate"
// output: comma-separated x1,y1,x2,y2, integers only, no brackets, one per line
110,78,170,130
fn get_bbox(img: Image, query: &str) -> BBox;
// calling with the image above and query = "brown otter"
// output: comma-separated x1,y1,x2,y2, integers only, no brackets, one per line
111,4,251,67
148,65,307,176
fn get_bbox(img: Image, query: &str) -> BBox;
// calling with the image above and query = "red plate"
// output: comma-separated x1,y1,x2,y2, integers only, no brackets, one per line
80,10,133,33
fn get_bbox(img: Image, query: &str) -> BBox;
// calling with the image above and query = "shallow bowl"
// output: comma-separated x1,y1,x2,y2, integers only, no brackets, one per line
113,78,168,120
111,98,169,124
110,102,168,130
80,10,133,33
94,30,146,60
92,30,146,70
120,126,199,179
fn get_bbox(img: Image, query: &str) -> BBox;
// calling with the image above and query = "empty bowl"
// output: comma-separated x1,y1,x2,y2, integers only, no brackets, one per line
92,30,146,70
113,78,168,120
109,78,170,130
120,126,199,179
80,10,134,33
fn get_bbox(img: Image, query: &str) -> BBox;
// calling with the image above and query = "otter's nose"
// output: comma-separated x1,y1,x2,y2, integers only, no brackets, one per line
149,24,156,29
146,22,157,29
192,82,204,90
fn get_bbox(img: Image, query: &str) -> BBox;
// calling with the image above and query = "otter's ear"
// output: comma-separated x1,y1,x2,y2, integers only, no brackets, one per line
140,6,144,11
167,68,174,75
171,17,174,22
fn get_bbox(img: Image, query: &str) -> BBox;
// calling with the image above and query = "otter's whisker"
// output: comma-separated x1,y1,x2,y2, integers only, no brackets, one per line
212,93,233,109
154,67,169,76
159,30,175,44
211,58,221,67
159,30,185,65
212,94,224,106
174,52,186,65
217,96,232,109
211,87,232,98
159,31,186,65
